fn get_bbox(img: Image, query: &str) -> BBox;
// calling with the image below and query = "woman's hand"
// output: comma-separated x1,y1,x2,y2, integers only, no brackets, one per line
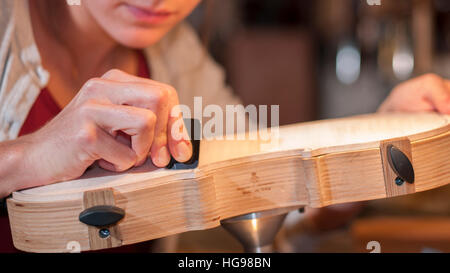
378,73,450,114
19,69,192,190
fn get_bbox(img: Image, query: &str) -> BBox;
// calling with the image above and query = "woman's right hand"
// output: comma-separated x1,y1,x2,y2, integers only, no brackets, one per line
19,69,192,190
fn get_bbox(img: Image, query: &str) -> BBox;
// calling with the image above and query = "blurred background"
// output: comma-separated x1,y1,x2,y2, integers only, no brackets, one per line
172,0,450,253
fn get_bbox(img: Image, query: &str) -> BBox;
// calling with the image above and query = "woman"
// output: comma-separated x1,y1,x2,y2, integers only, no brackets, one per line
0,0,448,252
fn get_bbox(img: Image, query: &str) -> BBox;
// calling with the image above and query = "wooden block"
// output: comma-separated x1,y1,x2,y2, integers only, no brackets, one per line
83,189,122,250
380,137,415,197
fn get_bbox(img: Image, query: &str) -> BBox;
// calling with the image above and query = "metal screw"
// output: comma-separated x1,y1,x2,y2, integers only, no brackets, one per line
298,207,305,213
395,177,404,186
99,228,110,239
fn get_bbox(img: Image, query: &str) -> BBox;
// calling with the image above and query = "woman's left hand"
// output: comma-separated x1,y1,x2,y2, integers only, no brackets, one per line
378,73,450,114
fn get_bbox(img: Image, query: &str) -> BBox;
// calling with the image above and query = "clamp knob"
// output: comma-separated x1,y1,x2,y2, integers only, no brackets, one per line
387,144,415,184
79,205,125,227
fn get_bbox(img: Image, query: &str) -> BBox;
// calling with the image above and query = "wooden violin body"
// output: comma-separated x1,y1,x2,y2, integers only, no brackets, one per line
7,113,450,252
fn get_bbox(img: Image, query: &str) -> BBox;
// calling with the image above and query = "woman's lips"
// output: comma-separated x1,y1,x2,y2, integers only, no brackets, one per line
125,5,175,24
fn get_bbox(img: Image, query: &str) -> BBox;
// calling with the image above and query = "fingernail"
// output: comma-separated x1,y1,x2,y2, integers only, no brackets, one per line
176,141,192,163
154,146,170,167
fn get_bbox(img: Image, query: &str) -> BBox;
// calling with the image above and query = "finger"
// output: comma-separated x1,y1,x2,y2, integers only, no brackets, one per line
81,78,163,110
112,75,174,167
148,90,170,168
83,102,156,166
103,70,171,166
101,70,192,163
100,70,169,109
167,91,192,163
82,79,170,166
91,128,137,172
425,80,450,114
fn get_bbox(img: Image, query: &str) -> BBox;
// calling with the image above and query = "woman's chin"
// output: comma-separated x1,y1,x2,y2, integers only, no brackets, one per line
110,29,170,49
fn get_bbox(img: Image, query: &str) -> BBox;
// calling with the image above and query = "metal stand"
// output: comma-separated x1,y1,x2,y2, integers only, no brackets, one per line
221,206,301,253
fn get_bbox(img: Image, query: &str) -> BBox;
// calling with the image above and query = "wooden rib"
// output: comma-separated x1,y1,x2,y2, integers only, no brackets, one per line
6,113,449,252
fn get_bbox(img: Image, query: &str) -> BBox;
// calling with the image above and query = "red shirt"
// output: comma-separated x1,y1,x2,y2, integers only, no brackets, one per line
0,51,152,253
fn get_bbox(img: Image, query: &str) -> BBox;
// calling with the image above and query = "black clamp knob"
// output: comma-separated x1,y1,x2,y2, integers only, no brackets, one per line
387,144,415,184
0,197,7,216
79,205,125,227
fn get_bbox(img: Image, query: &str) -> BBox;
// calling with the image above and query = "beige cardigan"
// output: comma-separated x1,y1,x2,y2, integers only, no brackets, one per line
0,0,241,142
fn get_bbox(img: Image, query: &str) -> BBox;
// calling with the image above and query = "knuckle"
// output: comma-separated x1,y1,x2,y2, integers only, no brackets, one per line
163,84,177,100
83,78,102,89
164,84,176,95
155,86,169,103
81,78,103,95
75,126,98,147
102,69,122,79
